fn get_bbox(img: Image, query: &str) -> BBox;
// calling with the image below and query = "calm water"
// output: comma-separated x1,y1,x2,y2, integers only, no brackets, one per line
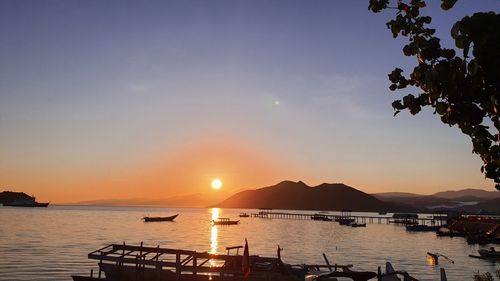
0,206,498,281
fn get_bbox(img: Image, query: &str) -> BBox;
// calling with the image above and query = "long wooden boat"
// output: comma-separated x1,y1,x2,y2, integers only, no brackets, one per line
144,214,178,222
351,223,366,227
212,218,239,225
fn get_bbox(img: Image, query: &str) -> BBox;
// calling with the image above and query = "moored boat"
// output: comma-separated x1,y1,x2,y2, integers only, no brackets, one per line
337,218,355,225
212,217,239,225
351,222,366,227
308,269,376,281
143,214,178,222
239,212,250,217
311,214,332,221
3,196,49,207
389,213,418,225
405,224,440,232
478,247,500,259
436,227,466,237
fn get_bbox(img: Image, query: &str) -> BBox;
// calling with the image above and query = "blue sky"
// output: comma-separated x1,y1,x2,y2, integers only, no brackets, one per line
1,0,499,201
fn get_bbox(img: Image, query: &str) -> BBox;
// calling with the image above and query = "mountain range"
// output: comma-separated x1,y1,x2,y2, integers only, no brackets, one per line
212,180,411,212
373,188,500,213
4,182,499,214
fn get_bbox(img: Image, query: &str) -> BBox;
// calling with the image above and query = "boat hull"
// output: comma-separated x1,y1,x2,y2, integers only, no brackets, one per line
99,262,298,281
3,202,49,207
144,214,178,222
405,225,440,232
478,249,500,259
213,220,239,225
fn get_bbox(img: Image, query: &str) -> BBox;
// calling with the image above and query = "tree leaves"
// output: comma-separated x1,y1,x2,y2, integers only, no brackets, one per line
370,0,500,190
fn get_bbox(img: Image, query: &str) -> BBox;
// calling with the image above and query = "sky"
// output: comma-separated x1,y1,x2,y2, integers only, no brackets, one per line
1,0,499,203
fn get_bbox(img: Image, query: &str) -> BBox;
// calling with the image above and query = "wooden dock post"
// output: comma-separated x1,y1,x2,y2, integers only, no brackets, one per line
176,253,181,281
322,253,333,272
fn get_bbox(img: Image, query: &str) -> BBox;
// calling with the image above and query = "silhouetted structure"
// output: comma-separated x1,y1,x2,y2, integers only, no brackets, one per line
143,214,178,222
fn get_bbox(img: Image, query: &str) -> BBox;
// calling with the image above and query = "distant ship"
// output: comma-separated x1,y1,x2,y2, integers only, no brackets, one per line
3,195,49,207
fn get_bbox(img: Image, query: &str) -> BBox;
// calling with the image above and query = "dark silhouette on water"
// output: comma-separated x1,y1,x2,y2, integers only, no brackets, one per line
212,181,412,212
143,214,178,222
211,217,239,225
0,191,49,207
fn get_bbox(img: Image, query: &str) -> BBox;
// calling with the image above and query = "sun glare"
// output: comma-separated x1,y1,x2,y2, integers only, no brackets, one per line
211,178,222,190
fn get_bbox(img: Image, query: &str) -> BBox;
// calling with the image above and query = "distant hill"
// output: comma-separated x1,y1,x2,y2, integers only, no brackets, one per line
71,192,228,208
212,180,413,212
373,192,422,199
0,191,33,204
433,188,500,200
373,188,500,214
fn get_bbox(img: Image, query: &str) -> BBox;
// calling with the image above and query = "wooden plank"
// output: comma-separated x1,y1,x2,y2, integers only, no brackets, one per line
111,244,197,256
181,255,194,266
88,255,178,267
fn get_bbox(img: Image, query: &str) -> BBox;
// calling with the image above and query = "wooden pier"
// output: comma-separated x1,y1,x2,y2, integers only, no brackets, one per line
77,242,361,281
83,242,288,281
250,209,447,226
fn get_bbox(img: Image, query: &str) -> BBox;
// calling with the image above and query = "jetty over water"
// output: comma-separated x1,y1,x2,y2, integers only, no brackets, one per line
250,209,448,225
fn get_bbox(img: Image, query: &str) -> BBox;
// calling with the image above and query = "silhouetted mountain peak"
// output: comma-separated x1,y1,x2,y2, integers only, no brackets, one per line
263,180,310,192
213,180,411,212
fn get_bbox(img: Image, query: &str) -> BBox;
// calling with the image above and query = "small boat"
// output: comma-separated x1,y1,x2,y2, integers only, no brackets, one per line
143,214,178,222
378,211,387,215
311,214,332,221
337,218,355,225
436,227,466,237
377,262,427,281
389,213,418,225
212,217,239,225
310,269,376,281
351,222,366,227
466,235,500,245
478,247,500,259
239,212,250,217
405,224,440,232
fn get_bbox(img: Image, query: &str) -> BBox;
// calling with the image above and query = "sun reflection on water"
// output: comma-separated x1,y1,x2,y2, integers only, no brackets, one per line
210,208,219,255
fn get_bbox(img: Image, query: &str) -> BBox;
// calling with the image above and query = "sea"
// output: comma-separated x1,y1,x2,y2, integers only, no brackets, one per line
0,206,498,281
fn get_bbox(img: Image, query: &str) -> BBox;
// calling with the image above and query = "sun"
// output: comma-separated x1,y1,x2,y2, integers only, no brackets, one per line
211,178,222,190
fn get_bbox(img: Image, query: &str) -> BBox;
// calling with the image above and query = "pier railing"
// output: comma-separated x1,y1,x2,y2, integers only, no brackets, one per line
250,210,448,225
87,242,286,281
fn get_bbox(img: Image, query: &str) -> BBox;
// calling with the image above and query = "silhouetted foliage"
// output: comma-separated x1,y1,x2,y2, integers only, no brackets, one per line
368,0,500,190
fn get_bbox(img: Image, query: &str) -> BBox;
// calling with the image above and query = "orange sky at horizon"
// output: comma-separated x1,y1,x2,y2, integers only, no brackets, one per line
1,134,494,203
2,137,298,203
